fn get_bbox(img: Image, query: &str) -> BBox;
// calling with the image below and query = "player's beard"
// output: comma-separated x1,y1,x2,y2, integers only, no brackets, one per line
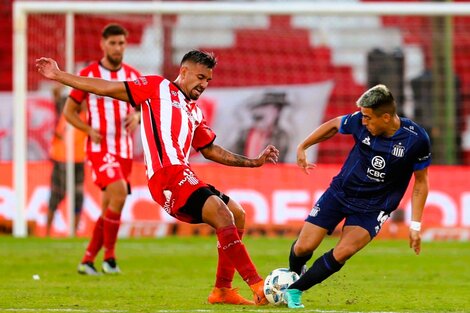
106,54,123,68
190,87,204,100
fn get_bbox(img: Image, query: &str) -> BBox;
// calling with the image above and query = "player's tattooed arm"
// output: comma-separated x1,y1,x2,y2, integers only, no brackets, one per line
200,143,279,167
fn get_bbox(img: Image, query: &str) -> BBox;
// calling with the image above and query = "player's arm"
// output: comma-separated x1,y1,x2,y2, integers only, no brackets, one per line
36,57,129,102
63,97,102,144
409,167,429,255
124,107,141,132
200,143,279,167
296,116,343,174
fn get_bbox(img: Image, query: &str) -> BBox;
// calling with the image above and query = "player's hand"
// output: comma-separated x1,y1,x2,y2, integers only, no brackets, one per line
88,128,102,144
297,148,316,174
125,111,140,132
409,229,421,255
35,57,61,80
257,145,280,165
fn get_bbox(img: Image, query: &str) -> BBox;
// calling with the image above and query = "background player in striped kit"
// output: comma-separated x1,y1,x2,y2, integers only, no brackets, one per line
36,50,278,305
284,84,431,309
62,24,141,275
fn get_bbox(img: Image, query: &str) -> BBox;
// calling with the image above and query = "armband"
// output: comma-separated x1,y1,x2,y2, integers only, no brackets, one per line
410,221,421,232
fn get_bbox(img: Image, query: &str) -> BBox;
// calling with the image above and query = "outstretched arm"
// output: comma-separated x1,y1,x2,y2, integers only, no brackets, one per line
36,57,129,102
296,116,342,174
200,143,279,167
409,167,429,255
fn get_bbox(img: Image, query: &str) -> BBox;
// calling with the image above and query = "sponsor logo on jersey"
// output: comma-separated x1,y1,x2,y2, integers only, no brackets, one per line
98,153,119,175
418,153,431,162
371,156,385,170
178,169,199,186
171,101,183,108
139,77,148,86
362,136,371,146
367,156,386,182
392,144,405,157
162,190,174,213
403,125,418,135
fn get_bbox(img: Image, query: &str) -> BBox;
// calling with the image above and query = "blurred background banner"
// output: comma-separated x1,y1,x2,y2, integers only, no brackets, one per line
0,163,468,240
2,0,470,237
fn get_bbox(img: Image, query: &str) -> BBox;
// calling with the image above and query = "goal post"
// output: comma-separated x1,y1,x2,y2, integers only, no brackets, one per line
12,1,470,237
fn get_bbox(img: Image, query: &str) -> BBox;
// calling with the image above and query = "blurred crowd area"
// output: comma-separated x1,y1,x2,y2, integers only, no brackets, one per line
1,0,470,164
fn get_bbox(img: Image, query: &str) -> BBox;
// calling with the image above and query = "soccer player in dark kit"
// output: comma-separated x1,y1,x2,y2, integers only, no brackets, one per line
284,84,431,308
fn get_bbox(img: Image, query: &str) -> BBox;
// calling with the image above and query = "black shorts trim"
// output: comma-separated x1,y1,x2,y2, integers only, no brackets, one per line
178,185,229,224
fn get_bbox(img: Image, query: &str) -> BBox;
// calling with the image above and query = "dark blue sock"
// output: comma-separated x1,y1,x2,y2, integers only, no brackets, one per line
289,240,313,275
289,249,344,291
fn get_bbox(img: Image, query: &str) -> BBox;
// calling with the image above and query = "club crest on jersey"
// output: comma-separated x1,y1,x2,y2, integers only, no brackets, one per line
178,169,199,186
392,144,405,157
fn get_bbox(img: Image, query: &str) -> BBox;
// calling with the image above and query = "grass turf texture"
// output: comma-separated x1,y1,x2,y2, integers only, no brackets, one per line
0,236,469,313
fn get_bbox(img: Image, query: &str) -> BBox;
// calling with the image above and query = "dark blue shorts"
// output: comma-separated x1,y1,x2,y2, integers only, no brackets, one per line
305,188,391,239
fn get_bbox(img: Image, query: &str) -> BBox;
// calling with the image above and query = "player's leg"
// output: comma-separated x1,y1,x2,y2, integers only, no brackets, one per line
333,225,371,262
289,223,327,275
214,198,245,287
201,196,267,305
79,153,127,275
47,161,66,236
208,197,254,305
289,190,341,276
78,188,107,275
286,190,345,308
73,162,85,235
101,178,128,274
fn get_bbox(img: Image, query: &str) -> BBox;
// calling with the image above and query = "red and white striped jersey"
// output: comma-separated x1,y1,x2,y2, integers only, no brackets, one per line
125,75,216,179
69,61,141,159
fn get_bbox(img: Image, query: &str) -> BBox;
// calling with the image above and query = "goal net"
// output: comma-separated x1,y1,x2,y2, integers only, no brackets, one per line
8,0,470,237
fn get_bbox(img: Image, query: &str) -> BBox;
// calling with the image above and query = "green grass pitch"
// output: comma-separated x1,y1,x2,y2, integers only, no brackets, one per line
0,235,469,313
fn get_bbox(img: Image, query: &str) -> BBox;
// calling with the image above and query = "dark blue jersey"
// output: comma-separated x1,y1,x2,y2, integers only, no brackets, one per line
330,111,431,213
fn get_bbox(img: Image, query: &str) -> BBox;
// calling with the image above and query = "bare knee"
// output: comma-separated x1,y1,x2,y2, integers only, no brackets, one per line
105,181,128,212
293,240,315,257
227,200,246,227
202,196,235,229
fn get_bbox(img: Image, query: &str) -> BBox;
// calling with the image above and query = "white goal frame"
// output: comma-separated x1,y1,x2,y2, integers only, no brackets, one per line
12,1,470,237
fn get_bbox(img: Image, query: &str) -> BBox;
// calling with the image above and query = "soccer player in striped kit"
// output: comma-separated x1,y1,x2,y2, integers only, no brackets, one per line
284,84,431,308
36,50,278,305
62,24,141,275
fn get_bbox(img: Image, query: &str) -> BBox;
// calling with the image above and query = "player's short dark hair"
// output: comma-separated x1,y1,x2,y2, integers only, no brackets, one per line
102,24,128,39
181,50,217,69
356,84,396,115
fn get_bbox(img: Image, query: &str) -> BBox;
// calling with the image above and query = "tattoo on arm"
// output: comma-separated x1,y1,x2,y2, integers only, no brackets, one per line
208,145,255,167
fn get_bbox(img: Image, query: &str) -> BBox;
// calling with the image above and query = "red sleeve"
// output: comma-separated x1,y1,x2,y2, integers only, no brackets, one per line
125,75,162,107
192,117,216,151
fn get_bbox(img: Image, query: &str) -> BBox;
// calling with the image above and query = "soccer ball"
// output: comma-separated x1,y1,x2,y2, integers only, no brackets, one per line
263,268,300,305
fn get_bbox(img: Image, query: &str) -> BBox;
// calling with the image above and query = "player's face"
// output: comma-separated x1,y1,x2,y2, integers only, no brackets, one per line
361,107,388,136
101,34,127,67
180,62,212,100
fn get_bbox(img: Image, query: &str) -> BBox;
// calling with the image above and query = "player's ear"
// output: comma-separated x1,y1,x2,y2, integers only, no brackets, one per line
180,65,188,79
383,112,392,123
